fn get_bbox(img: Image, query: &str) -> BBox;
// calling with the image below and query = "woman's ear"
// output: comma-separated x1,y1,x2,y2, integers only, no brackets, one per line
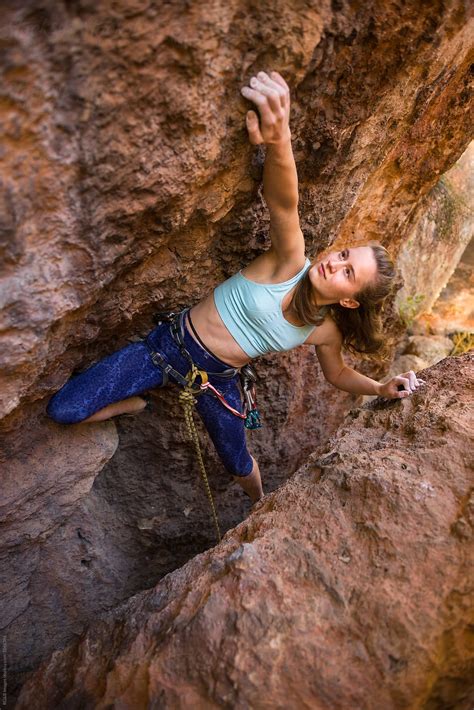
339,297,360,309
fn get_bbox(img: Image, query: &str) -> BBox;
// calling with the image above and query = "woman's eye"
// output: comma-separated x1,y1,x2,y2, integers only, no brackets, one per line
345,267,351,277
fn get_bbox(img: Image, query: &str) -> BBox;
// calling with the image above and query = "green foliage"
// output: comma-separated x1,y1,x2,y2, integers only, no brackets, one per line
398,293,426,328
450,332,474,356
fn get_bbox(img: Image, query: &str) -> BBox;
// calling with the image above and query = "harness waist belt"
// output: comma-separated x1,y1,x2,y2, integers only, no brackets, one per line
170,309,240,380
146,308,240,382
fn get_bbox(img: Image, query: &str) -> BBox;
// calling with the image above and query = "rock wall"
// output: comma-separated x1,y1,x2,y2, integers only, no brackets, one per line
16,354,474,710
1,0,473,703
396,141,473,324
430,236,474,333
1,0,472,422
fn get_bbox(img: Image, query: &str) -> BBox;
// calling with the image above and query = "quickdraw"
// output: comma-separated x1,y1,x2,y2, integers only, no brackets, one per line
240,364,262,431
182,374,262,430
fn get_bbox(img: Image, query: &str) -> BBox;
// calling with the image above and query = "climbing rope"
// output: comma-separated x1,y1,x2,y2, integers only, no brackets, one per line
178,364,222,542
144,309,262,543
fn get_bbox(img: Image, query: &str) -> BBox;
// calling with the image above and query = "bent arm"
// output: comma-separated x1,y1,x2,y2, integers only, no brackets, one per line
316,332,425,399
315,323,382,396
330,364,382,396
317,341,382,396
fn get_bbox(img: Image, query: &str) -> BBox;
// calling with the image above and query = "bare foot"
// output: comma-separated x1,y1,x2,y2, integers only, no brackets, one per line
82,396,148,423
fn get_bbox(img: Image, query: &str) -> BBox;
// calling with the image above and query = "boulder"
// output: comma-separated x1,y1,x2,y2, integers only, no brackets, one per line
404,334,454,363
16,354,474,710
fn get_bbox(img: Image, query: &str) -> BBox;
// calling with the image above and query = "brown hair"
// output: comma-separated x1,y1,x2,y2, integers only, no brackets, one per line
290,244,398,362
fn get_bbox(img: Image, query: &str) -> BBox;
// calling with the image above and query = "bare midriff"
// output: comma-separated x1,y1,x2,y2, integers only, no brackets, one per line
187,292,252,368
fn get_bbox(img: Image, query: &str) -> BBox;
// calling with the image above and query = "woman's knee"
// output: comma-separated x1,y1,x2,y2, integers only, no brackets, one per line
45,393,88,425
223,451,254,477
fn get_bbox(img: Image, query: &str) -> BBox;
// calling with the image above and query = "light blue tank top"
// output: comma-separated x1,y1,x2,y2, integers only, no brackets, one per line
213,258,316,358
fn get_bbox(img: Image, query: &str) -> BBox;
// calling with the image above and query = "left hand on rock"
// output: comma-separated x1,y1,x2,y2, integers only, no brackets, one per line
378,370,426,399
241,70,291,146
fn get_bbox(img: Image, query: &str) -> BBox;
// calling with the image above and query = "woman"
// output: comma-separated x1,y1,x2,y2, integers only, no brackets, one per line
46,71,424,504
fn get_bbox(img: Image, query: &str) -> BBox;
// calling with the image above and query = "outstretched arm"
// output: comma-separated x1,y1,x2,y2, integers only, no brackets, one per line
241,71,304,260
317,341,383,396
316,328,425,399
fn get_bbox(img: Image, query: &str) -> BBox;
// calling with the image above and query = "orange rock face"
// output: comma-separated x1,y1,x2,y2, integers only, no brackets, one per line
1,0,473,705
430,236,474,333
16,354,474,709
0,1,472,421
397,141,474,325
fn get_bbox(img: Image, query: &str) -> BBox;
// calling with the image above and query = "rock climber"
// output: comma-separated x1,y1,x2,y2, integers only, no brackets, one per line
46,70,425,505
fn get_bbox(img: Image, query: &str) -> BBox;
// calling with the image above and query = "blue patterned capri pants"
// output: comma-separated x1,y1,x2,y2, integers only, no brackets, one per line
46,316,254,477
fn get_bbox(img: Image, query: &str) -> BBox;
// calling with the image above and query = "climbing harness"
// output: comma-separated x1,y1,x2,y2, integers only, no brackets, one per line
142,308,263,543
151,309,262,429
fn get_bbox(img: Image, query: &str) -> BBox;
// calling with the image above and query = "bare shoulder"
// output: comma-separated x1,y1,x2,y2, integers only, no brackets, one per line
241,245,306,283
305,314,343,348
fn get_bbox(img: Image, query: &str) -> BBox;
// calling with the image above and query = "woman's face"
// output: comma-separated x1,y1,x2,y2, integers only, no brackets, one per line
308,246,378,308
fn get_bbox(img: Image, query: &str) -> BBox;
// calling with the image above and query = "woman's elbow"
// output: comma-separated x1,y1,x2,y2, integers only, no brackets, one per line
323,366,345,389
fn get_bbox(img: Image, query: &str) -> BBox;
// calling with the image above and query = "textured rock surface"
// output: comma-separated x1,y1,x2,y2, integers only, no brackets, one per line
429,236,474,333
3,346,353,703
366,334,455,402
1,421,117,549
396,141,474,323
1,0,474,704
0,417,118,705
404,334,454,362
15,354,474,710
1,0,473,422
388,352,430,376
